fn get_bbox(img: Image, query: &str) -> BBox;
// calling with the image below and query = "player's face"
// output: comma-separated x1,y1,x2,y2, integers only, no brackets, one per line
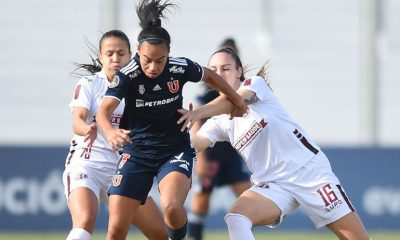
208,52,242,90
137,42,169,79
99,36,132,81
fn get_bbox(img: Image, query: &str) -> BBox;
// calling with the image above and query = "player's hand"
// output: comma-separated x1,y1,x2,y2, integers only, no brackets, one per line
84,124,97,148
177,103,198,132
107,128,132,151
230,99,248,119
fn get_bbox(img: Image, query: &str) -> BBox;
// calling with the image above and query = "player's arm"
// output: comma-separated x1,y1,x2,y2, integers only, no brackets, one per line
203,68,247,117
72,107,97,147
177,88,256,131
96,97,131,150
190,120,211,178
191,132,213,153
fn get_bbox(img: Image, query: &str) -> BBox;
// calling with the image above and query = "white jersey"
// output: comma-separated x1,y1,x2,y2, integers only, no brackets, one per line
198,76,320,184
65,70,125,168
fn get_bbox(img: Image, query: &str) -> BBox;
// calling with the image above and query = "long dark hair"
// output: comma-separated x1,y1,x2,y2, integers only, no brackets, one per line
72,30,131,76
136,0,178,48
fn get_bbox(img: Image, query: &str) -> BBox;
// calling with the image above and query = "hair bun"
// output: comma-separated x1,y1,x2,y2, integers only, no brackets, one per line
151,18,161,26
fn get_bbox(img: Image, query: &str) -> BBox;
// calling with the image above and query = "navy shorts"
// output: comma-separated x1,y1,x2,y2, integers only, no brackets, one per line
108,150,195,204
193,142,250,193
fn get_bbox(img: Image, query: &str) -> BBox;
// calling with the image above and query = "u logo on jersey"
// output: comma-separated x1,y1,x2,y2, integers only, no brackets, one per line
167,79,179,93
139,84,145,94
112,174,123,187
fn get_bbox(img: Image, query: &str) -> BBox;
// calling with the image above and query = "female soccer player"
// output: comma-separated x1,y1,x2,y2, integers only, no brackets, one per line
188,41,251,240
63,30,167,240
95,1,247,240
178,48,370,240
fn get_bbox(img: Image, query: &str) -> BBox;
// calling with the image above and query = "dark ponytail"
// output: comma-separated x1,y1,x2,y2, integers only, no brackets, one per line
136,0,177,47
72,30,131,76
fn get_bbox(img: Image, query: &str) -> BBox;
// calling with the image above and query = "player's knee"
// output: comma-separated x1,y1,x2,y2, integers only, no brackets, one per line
162,199,183,217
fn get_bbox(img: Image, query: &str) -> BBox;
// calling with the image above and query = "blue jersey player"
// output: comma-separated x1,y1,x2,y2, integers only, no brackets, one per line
96,1,247,240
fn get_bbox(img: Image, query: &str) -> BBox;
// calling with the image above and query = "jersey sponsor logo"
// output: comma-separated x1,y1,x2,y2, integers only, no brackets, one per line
169,65,185,74
110,75,120,88
167,79,180,93
135,95,179,108
139,84,145,94
234,119,268,151
244,78,252,86
112,173,123,187
153,84,162,91
74,85,81,99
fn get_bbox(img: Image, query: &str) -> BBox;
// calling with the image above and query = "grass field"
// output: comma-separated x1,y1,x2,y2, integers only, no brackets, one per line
0,231,399,240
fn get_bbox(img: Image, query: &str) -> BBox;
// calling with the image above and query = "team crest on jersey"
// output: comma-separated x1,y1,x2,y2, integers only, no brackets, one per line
255,182,270,189
74,172,88,180
167,79,180,93
110,75,120,88
112,173,123,187
139,84,145,94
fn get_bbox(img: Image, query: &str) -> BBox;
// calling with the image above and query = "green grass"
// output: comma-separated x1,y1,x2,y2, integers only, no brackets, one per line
0,231,399,240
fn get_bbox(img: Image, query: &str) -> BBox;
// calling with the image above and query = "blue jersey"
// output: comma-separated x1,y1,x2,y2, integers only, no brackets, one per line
105,54,204,165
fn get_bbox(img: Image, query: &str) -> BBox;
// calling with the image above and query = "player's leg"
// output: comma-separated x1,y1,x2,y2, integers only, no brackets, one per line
66,187,98,240
159,171,191,240
326,212,369,240
106,154,155,240
63,164,103,240
188,191,212,240
132,196,168,240
225,190,281,240
107,195,141,240
158,151,194,240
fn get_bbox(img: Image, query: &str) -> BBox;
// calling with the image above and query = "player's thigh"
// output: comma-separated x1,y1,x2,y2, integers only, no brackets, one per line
68,187,99,230
159,171,191,206
132,197,168,240
229,190,281,226
108,195,141,228
326,212,369,240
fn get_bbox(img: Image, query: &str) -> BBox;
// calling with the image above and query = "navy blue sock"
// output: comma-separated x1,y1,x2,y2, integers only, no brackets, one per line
167,221,187,240
188,212,206,240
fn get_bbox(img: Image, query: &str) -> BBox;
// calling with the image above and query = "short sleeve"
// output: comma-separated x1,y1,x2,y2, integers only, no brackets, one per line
240,76,271,102
197,117,229,147
69,76,92,110
184,58,204,83
104,71,130,102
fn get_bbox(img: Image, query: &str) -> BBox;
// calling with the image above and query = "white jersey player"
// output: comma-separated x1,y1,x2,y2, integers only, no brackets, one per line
63,30,167,240
178,48,369,240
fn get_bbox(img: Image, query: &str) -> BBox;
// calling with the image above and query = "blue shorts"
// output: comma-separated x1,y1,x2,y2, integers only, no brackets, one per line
193,142,250,193
108,150,195,204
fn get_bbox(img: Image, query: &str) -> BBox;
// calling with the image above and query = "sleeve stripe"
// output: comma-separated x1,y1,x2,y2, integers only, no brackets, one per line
120,60,138,74
169,57,188,65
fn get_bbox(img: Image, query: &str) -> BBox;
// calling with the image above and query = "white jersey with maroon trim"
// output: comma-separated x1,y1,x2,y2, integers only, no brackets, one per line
198,76,320,184
65,70,124,167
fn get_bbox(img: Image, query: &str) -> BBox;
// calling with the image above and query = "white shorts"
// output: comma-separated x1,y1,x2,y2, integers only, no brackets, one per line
62,162,116,205
248,152,355,228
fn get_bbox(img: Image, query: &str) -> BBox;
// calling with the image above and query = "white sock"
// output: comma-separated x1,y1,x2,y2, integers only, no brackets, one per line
66,228,91,240
224,213,255,240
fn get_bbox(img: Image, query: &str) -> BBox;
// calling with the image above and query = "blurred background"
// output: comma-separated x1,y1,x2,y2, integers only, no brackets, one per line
0,0,399,237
